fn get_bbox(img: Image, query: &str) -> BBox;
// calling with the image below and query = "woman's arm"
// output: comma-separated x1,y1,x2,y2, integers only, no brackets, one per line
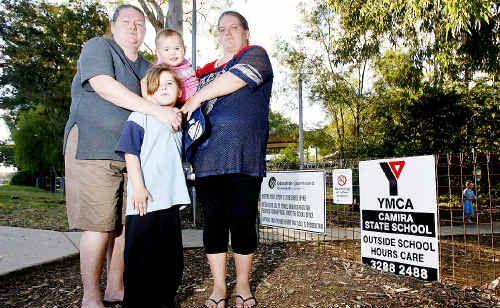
125,153,152,216
89,75,182,130
180,71,246,119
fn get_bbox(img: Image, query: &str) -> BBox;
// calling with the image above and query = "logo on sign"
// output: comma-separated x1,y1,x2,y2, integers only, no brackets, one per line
337,175,348,186
268,177,277,189
380,161,405,195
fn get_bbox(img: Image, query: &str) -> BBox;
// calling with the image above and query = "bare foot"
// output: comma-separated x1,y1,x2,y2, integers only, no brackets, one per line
205,284,227,308
81,298,105,308
205,295,227,308
103,289,123,303
233,283,256,308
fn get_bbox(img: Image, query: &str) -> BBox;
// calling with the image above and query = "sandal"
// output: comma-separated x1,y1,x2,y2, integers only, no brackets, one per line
103,299,123,306
232,295,258,308
204,297,227,308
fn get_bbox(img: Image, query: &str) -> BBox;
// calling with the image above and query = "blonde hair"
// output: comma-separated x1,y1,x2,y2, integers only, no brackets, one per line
144,64,182,96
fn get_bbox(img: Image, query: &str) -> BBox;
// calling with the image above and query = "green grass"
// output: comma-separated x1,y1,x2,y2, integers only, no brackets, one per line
0,185,68,231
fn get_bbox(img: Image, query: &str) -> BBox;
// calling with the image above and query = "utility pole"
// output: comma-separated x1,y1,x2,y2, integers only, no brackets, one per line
191,0,197,69
298,75,304,169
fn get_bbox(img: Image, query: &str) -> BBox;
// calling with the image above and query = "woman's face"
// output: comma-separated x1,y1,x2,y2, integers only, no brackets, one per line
217,14,249,55
151,71,181,107
111,8,146,51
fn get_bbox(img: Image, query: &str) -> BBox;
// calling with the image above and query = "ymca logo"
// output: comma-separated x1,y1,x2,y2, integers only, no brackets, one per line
380,161,405,196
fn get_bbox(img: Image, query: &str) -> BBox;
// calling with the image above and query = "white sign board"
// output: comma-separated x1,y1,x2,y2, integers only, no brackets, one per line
332,169,353,204
260,170,326,233
359,155,439,281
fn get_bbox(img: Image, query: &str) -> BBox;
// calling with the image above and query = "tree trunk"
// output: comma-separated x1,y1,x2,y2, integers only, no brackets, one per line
137,0,183,34
166,0,183,33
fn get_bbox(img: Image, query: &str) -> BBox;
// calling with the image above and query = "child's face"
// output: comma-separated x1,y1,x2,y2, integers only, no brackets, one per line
151,71,181,106
156,35,185,67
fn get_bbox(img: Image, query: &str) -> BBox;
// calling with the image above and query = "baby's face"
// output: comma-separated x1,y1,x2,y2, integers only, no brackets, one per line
156,35,185,67
151,71,181,106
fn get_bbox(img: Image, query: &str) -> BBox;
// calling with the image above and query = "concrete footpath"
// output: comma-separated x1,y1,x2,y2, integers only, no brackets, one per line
0,226,203,276
2,222,499,276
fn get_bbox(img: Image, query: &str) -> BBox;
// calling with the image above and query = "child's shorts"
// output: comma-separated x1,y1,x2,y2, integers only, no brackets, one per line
123,206,184,308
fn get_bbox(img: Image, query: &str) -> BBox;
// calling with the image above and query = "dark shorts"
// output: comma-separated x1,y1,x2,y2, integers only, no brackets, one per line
196,174,262,255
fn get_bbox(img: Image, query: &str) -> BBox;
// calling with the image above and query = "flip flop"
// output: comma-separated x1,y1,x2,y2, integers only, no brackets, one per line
103,299,123,306
232,295,258,308
204,297,227,308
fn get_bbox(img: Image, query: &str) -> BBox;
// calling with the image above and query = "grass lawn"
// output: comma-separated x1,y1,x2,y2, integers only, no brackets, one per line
0,185,68,231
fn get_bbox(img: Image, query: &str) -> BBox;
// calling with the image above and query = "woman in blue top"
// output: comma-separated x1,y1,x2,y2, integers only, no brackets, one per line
181,11,273,308
463,180,477,223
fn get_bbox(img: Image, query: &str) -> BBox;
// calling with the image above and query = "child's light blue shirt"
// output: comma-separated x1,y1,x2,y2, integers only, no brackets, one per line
116,112,191,216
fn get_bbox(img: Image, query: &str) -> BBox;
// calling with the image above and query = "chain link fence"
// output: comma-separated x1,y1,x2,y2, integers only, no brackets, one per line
255,152,498,288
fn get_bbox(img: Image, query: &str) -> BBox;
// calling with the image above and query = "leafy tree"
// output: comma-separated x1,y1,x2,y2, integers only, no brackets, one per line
11,105,61,175
0,0,109,177
270,144,299,166
276,0,498,158
0,141,15,167
371,50,499,155
276,1,388,158
268,111,297,140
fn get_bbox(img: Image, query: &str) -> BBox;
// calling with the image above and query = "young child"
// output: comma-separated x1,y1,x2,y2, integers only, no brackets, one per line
116,65,191,308
155,29,199,103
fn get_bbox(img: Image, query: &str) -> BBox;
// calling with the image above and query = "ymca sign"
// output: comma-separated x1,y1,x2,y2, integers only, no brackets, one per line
359,155,439,281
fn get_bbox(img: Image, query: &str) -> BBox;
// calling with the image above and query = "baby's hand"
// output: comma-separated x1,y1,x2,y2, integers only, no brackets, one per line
131,186,153,216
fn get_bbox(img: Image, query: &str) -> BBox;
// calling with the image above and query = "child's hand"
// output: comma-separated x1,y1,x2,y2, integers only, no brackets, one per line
131,186,153,216
156,106,182,131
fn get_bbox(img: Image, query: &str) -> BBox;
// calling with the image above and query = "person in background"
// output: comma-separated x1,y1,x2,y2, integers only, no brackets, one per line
463,180,477,224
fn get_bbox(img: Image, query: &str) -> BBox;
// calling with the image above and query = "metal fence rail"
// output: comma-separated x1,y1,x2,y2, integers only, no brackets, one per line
257,152,499,288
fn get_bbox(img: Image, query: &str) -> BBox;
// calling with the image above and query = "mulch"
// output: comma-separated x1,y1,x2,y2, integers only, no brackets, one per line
1,242,498,308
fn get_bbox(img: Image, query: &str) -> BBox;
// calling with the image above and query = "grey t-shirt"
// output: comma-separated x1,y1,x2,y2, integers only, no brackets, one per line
63,37,150,161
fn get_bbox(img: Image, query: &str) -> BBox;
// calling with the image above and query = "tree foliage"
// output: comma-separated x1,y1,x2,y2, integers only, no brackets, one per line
276,0,498,159
0,0,109,176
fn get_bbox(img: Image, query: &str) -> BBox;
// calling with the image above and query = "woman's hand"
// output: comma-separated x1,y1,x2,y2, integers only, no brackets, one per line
131,186,153,216
155,106,183,131
180,95,203,120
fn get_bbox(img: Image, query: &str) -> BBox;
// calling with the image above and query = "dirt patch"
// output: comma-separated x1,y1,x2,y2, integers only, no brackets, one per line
1,243,498,307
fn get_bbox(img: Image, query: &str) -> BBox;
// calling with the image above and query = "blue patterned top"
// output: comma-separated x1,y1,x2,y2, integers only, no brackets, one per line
191,46,274,178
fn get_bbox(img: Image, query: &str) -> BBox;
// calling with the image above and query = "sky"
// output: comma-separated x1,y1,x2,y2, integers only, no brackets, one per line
138,0,329,129
0,0,328,145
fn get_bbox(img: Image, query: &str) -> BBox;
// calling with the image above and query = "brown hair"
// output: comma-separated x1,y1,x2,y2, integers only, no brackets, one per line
104,4,145,38
218,11,249,30
112,4,144,22
155,28,185,48
217,11,250,45
145,64,182,96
